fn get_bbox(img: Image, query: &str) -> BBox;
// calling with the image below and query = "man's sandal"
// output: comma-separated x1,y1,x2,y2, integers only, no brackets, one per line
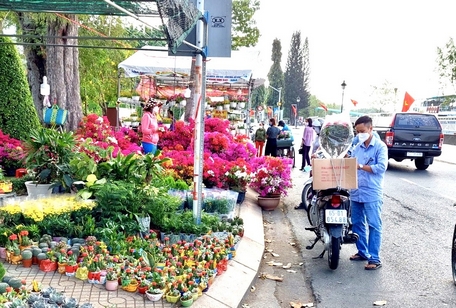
365,262,382,270
349,253,367,261
294,204,306,210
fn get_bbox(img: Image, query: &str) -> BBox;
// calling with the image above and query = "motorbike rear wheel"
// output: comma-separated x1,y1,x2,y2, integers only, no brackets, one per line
451,224,456,285
328,236,341,270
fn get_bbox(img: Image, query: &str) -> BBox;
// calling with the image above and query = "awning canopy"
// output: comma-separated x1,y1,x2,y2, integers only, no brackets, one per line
118,46,258,87
0,0,158,16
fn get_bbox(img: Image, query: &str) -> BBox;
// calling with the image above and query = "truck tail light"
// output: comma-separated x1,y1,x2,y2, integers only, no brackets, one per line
385,131,394,147
439,133,444,149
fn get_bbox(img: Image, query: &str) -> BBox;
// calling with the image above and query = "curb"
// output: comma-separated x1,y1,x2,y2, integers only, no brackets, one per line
193,189,264,307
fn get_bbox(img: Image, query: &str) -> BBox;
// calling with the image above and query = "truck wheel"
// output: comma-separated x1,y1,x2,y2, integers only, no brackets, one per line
415,158,429,170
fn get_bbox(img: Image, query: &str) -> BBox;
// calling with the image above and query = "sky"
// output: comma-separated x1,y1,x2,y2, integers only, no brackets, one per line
246,0,456,111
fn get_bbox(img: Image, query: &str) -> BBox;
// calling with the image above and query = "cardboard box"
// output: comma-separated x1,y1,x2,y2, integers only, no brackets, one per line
312,158,358,190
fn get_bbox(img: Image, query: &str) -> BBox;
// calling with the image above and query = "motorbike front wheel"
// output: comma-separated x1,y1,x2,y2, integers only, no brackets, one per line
328,236,341,270
451,224,456,285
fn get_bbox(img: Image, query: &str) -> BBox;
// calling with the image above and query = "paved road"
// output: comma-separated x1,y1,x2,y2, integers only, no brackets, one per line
242,125,456,308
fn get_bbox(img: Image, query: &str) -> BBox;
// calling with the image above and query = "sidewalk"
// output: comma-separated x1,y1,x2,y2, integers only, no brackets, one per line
2,189,264,308
435,144,456,165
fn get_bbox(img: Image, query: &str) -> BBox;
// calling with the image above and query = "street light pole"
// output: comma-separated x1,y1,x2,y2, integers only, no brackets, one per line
340,80,347,113
269,85,282,121
295,96,300,128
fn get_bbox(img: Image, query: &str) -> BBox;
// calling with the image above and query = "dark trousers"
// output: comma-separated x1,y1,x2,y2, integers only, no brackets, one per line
265,138,277,157
301,145,311,168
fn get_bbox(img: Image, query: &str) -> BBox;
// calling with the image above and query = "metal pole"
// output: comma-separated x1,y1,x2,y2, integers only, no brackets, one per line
192,0,205,225
340,80,346,113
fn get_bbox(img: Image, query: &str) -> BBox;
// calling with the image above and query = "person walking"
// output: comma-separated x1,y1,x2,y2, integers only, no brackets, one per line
254,122,266,157
141,99,161,155
264,118,280,157
348,115,388,270
300,118,314,171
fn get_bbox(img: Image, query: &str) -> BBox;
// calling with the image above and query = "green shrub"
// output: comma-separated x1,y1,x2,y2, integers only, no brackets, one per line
0,37,41,141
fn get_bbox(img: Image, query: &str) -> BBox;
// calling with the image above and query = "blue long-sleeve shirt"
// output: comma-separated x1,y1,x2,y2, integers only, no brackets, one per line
349,135,388,202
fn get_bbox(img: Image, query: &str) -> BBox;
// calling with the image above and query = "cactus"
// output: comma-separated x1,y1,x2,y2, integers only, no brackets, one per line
37,252,48,260
7,277,23,289
21,250,33,260
32,247,42,257
38,243,48,249
0,282,8,294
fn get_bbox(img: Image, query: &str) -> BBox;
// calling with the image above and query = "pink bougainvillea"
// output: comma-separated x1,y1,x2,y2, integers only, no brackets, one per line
75,114,142,159
158,117,256,188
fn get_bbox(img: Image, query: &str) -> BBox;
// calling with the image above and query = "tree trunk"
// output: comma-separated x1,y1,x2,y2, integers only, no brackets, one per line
47,15,82,131
18,13,47,121
184,57,196,121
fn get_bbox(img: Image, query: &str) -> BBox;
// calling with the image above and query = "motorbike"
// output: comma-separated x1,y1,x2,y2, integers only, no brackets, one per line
300,175,358,270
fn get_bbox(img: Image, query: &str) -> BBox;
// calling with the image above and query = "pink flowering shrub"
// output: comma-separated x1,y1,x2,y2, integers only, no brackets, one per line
248,156,293,197
0,130,25,170
75,114,142,159
159,117,256,188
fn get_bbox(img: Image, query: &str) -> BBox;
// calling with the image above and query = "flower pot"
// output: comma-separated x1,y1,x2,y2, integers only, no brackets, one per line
180,297,194,307
57,262,67,274
230,102,237,108
224,104,230,110
39,260,57,272
22,258,33,268
216,106,223,111
75,266,88,280
146,290,164,302
32,256,39,265
257,195,281,211
180,100,187,107
65,264,78,276
239,102,246,109
24,181,53,199
0,247,6,259
105,280,119,291
122,280,138,292
165,292,181,303
138,285,148,294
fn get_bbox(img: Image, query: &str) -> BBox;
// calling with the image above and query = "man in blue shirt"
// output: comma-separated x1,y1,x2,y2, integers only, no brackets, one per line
348,115,388,270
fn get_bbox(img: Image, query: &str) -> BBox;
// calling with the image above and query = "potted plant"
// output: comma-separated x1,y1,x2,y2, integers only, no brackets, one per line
0,130,24,176
248,156,293,210
21,249,33,267
137,278,150,294
180,291,194,307
22,127,77,197
105,268,119,291
0,168,12,194
146,287,164,302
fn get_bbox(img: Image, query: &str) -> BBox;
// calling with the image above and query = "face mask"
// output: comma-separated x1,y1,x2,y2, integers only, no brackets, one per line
358,132,370,143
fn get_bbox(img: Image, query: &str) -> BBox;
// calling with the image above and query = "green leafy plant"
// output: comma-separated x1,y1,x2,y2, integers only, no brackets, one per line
22,127,77,190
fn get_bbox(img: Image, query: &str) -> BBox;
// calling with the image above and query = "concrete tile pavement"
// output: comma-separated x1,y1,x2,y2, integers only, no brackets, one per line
2,189,265,308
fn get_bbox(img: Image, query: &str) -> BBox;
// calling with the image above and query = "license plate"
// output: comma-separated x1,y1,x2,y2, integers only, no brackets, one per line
407,152,423,157
325,209,347,224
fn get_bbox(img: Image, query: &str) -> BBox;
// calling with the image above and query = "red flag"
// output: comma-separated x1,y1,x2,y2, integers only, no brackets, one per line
291,104,297,116
402,92,415,112
318,102,328,112
351,99,358,107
